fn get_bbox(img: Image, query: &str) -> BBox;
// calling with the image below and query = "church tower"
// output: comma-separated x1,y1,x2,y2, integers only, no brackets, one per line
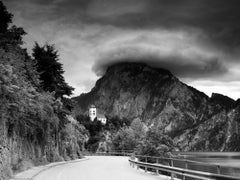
89,104,97,121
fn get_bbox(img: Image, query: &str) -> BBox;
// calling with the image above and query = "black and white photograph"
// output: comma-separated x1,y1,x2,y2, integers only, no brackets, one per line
1,0,240,179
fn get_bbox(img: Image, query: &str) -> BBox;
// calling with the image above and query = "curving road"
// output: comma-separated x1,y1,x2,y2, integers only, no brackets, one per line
34,156,170,180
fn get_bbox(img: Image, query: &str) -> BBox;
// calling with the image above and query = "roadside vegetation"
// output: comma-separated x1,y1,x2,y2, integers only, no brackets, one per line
0,1,87,179
76,113,174,159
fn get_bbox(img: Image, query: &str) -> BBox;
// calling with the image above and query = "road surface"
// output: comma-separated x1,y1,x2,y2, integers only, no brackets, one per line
34,156,170,180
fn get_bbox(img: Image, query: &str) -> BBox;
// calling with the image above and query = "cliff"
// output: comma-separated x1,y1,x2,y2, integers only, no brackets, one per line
73,62,240,151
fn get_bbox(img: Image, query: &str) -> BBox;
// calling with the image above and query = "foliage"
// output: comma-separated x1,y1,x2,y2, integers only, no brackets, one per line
0,2,86,179
130,118,147,139
111,118,174,159
110,119,173,158
76,115,103,152
0,1,26,49
76,115,103,136
105,116,131,130
62,97,75,111
112,127,136,151
136,126,174,158
0,1,12,33
61,117,87,159
112,118,147,151
0,25,26,47
0,40,84,167
226,133,240,151
0,47,65,143
32,43,74,98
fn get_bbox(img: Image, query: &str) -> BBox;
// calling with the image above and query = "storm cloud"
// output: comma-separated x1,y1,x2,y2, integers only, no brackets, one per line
7,0,240,48
3,0,240,99
93,55,227,79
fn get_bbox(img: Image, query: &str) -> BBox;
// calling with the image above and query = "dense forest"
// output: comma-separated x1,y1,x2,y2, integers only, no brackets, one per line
0,1,87,179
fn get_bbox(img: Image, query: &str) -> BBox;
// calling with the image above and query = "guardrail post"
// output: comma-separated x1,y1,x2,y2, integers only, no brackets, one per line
145,157,147,172
217,165,221,174
170,159,174,180
182,160,188,180
156,158,159,175
185,161,188,169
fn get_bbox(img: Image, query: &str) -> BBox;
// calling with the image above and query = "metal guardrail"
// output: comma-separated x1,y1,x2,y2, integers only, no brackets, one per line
83,151,240,179
129,157,240,180
84,151,133,156
96,151,132,156
133,154,240,174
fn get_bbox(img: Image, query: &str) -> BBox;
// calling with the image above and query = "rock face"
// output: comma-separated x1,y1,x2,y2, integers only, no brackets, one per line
73,62,240,151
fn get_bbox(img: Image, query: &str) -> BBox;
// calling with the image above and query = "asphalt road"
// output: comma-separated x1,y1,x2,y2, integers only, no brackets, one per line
34,156,170,180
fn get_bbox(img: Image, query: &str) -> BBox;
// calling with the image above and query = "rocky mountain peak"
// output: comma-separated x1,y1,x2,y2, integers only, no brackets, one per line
74,62,208,123
209,93,235,109
94,62,177,95
73,62,240,151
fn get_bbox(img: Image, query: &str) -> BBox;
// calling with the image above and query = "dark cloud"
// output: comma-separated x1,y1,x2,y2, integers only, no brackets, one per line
88,0,240,50
93,53,227,79
91,0,240,50
4,0,240,49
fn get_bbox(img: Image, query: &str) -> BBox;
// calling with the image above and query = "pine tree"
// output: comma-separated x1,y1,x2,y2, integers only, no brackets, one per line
32,42,74,98
0,1,26,48
0,1,12,33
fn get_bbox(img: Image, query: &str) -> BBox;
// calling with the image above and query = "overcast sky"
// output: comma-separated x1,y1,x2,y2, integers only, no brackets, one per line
3,0,240,99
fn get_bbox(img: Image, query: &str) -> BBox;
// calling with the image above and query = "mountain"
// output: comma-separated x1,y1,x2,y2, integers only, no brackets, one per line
73,62,240,151
209,93,236,110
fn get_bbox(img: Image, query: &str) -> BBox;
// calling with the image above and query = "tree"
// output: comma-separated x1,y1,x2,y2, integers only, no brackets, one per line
0,1,26,48
0,1,12,33
6,25,26,45
130,118,147,140
112,127,136,151
111,118,147,151
136,126,174,158
32,43,74,98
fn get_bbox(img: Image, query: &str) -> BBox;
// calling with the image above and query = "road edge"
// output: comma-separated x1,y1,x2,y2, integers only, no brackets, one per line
10,157,89,180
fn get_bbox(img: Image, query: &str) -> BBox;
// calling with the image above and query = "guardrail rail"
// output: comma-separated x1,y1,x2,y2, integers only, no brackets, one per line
83,150,133,157
83,150,240,180
129,155,240,180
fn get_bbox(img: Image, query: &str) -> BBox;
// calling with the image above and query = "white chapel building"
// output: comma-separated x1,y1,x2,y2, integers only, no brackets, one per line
89,105,107,124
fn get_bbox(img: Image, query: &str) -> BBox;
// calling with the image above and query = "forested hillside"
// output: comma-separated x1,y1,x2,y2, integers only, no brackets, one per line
0,2,87,179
